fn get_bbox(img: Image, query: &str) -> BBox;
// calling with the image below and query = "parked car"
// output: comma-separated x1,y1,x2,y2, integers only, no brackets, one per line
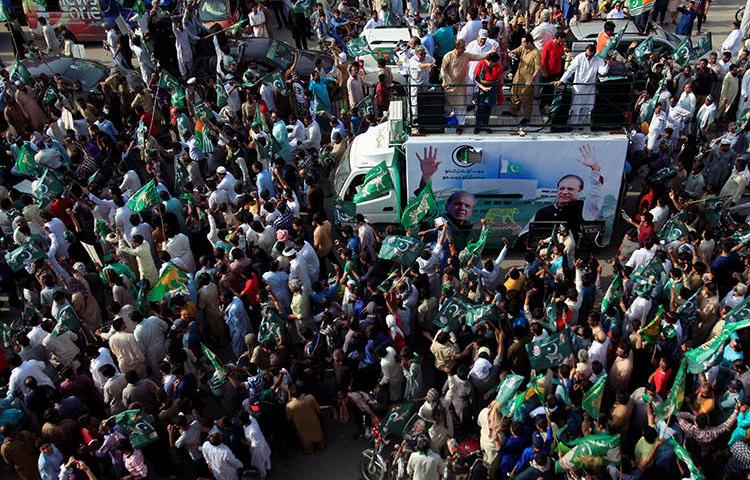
356,27,415,85
569,19,691,57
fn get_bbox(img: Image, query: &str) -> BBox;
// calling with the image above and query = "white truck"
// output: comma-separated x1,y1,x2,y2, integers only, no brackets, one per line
333,105,629,247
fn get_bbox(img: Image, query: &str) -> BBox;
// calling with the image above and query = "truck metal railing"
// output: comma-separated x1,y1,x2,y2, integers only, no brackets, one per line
401,77,635,132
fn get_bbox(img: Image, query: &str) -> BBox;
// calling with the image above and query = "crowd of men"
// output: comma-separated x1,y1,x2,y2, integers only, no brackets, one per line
0,0,750,478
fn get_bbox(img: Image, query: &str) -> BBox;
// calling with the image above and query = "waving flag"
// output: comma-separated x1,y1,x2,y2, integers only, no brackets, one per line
496,374,525,416
346,36,372,57
400,182,438,229
556,434,621,473
672,37,692,67
596,25,626,59
378,235,424,267
582,374,608,419
601,271,623,313
33,168,65,207
194,119,215,153
127,180,159,214
5,240,47,272
148,262,188,302
638,305,664,343
655,360,687,420
633,37,653,61
113,409,158,449
525,327,573,370
353,161,395,204
14,144,38,176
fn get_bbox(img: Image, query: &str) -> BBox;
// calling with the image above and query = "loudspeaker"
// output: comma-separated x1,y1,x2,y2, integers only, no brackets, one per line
416,88,445,134
592,76,633,131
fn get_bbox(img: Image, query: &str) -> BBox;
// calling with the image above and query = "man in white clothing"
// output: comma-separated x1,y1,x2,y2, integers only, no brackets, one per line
722,21,743,59
556,45,610,125
301,115,322,151
738,67,750,119
457,9,482,43
201,433,243,480
531,10,557,50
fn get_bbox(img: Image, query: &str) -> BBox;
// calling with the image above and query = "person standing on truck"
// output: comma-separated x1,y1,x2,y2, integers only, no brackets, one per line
38,17,60,55
555,44,610,126
540,31,565,115
441,38,495,132
408,46,436,119
508,34,541,125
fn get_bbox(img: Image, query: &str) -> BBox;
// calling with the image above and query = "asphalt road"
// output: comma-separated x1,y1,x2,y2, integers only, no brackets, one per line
0,4,742,478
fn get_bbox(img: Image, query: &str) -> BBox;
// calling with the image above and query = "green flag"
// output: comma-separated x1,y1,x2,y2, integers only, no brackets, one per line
556,434,621,473
376,270,399,293
333,199,356,227
10,60,30,82
158,70,180,90
465,302,497,327
596,25,625,59
113,409,158,449
33,168,65,207
433,295,469,332
601,272,623,313
346,36,372,57
639,76,667,125
495,374,525,416
264,70,288,95
354,94,375,116
631,256,666,285
525,327,573,370
648,166,678,183
658,213,689,243
378,235,424,267
55,303,81,332
582,374,608,419
466,226,489,255
133,0,146,13
672,37,692,67
627,0,654,15
682,319,750,374
127,180,159,213
5,240,47,272
194,119,214,154
400,182,438,229
253,107,270,132
42,87,58,106
633,37,653,62
171,87,186,109
230,18,246,32
638,305,664,343
669,439,706,480
691,33,712,59
148,262,189,302
352,161,394,204
654,359,687,420
201,343,227,390
266,41,293,62
500,159,523,174
379,402,416,437
14,145,38,176
258,303,285,344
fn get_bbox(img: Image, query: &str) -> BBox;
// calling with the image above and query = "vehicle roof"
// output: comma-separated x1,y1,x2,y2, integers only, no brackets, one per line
360,27,414,48
569,19,670,42
22,56,109,90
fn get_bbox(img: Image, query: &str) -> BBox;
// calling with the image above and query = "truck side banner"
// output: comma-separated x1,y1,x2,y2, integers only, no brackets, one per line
404,134,628,246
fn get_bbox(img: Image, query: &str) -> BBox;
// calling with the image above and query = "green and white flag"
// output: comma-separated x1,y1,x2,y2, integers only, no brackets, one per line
33,168,65,207
433,295,469,332
627,0,654,15
658,213,689,243
5,240,47,272
669,439,706,480
378,235,424,267
631,256,666,285
500,159,523,174
633,37,653,62
10,60,30,82
264,70,288,95
495,374,525,416
601,271,623,313
683,318,750,374
654,359,687,420
556,434,621,473
42,87,58,105
333,199,357,227
158,70,180,90
466,226,489,255
639,76,667,124
258,303,285,344
346,36,372,57
113,409,158,449
352,161,394,204
525,327,573,370
691,33,712,59
148,262,189,302
596,25,626,59
379,402,416,437
465,302,497,327
354,94,375,116
14,144,38,176
672,37,692,67
171,87,186,109
638,305,665,343
126,179,159,213
582,374,608,419
400,182,437,229
201,343,227,390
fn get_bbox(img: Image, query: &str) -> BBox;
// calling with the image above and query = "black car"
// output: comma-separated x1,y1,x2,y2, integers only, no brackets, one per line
231,38,335,80
21,56,144,96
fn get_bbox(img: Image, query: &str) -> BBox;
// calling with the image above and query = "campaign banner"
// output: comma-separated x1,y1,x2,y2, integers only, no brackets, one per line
404,134,627,245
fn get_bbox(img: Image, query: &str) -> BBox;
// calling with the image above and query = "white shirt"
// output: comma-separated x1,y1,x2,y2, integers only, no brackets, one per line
606,8,625,18
649,204,670,231
119,170,142,197
200,442,243,480
560,52,609,91
9,359,54,396
302,120,322,151
531,21,557,50
677,90,696,113
722,28,743,58
626,247,655,271
457,19,482,43
27,325,48,347
89,347,118,390
696,102,717,130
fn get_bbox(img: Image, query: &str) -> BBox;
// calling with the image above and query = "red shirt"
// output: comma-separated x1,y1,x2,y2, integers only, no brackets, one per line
652,368,672,397
638,223,655,245
541,41,565,77
473,60,504,105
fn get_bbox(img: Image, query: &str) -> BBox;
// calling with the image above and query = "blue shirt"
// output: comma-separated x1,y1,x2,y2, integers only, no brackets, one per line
256,169,276,198
94,119,119,142
309,77,336,113
38,444,63,480
420,33,435,56
676,7,697,35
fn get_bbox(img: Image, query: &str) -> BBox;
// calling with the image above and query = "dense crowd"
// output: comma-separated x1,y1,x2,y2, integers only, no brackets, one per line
0,0,748,479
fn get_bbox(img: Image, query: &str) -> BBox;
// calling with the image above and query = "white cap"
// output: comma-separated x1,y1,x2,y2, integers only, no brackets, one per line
187,77,197,85
14,80,22,86
282,247,297,257
478,29,488,38
216,166,227,174
225,73,234,80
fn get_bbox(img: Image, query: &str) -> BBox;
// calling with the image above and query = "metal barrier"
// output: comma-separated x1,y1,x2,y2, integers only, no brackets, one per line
400,77,635,132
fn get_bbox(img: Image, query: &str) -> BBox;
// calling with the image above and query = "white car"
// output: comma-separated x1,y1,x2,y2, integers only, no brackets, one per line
357,26,415,85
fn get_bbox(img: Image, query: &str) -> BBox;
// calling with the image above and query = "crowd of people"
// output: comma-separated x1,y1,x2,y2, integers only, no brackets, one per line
0,0,748,479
